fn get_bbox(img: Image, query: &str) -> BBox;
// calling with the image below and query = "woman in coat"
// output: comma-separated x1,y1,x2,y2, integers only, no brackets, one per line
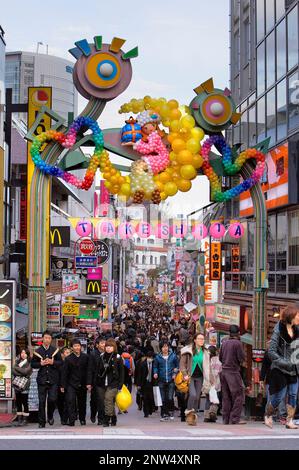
180,333,212,425
265,305,299,429
13,348,32,425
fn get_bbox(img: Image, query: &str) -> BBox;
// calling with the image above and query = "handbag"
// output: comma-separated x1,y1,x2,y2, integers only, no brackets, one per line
209,385,219,404
153,386,162,407
12,375,29,391
174,371,189,394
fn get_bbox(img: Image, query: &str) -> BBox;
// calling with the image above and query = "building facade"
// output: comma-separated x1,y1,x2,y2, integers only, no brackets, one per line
5,51,77,121
0,27,5,278
227,0,299,331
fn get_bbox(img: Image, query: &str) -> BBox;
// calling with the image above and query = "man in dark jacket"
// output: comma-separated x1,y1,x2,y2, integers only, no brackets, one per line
61,339,89,426
219,325,246,425
57,346,71,425
31,330,62,428
139,350,155,418
87,337,106,424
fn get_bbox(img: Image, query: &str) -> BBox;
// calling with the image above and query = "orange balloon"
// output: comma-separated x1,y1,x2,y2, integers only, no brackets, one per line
192,155,204,169
159,172,171,184
172,138,186,153
177,150,193,165
177,179,192,192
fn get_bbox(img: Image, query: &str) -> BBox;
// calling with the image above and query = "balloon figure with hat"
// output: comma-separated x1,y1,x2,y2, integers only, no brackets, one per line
28,36,267,206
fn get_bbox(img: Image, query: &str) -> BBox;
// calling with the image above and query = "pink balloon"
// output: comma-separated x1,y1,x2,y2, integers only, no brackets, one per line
170,223,188,239
136,223,153,238
118,223,136,239
210,223,226,239
154,223,170,239
192,224,208,240
76,220,92,237
100,220,116,237
228,222,244,239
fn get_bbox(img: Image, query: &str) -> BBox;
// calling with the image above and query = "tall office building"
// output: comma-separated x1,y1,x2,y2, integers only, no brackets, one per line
5,51,78,120
226,0,299,326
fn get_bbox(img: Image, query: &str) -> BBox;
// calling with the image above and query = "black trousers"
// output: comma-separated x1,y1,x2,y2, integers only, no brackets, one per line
37,383,58,425
141,383,155,416
15,392,29,415
57,389,69,423
66,385,87,424
90,387,98,419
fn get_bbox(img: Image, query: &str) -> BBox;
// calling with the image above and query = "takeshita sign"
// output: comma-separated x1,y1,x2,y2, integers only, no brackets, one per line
69,217,245,241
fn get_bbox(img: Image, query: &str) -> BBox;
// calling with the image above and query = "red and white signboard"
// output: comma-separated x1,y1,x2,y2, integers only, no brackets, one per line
101,280,109,294
79,238,95,255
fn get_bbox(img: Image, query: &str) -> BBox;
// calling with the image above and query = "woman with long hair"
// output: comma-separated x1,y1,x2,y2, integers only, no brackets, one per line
265,305,299,429
180,333,212,425
13,348,32,426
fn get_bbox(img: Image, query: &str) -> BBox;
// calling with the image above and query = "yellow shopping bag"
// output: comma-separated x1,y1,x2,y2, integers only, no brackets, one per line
116,385,133,412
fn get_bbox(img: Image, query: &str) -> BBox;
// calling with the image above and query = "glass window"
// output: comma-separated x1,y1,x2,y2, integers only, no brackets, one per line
257,97,266,141
289,210,299,266
266,88,276,145
233,30,240,76
289,274,299,294
266,0,275,32
240,226,247,271
248,274,254,291
257,42,265,96
225,274,232,291
276,0,285,21
266,31,276,88
244,18,250,64
232,274,240,290
240,274,247,291
248,220,255,269
240,110,248,147
248,105,256,146
268,214,276,270
287,6,299,70
277,212,287,270
288,71,299,131
256,0,265,43
276,20,286,80
277,79,287,140
233,124,241,145
276,274,287,293
268,274,276,292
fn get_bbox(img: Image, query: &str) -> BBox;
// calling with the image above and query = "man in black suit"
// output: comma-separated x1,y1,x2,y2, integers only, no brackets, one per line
139,350,155,418
31,331,62,428
61,339,89,426
88,337,106,424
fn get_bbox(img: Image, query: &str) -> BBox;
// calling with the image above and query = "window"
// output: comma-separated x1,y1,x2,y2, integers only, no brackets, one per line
240,110,248,148
277,212,287,270
276,20,286,80
287,6,299,70
233,30,240,76
136,255,139,264
266,31,276,88
257,42,265,96
248,105,256,146
248,220,255,269
266,88,276,145
142,255,146,264
268,214,276,271
288,71,299,131
277,79,287,140
257,97,266,141
150,255,153,264
288,210,299,266
268,274,276,292
289,274,299,293
244,18,250,64
256,0,265,43
266,0,275,32
276,0,285,21
276,274,287,293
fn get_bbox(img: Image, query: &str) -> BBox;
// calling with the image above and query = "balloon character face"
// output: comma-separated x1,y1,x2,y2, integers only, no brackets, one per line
70,36,138,101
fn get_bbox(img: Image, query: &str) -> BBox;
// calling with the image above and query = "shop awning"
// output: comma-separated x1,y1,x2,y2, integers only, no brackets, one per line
240,333,253,345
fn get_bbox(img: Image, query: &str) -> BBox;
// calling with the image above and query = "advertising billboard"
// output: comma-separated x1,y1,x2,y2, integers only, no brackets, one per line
0,280,16,400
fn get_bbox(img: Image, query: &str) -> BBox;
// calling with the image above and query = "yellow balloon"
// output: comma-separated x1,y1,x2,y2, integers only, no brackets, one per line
159,172,171,184
169,151,177,162
155,181,164,191
168,99,179,109
177,179,192,192
180,165,197,180
169,109,182,121
125,175,130,183
104,181,112,189
191,127,205,141
170,120,181,132
177,150,193,165
192,155,204,169
160,192,167,200
159,104,170,118
110,175,119,184
180,115,195,130
172,138,186,153
164,182,178,196
186,138,201,154
120,183,131,196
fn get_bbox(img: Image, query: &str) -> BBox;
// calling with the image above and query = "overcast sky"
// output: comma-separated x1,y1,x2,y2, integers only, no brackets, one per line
2,0,230,216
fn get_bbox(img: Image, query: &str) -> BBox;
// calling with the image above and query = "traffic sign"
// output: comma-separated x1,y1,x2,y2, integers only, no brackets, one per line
62,303,80,316
75,256,97,268
79,238,95,255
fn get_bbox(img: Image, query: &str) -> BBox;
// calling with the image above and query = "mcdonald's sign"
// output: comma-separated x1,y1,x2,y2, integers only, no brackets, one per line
50,226,70,247
86,280,101,295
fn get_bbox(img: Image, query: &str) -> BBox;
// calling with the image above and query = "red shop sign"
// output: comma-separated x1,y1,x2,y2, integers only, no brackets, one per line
79,238,95,255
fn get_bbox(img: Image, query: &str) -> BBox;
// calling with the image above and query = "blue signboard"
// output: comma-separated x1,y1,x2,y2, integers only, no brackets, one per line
75,256,97,268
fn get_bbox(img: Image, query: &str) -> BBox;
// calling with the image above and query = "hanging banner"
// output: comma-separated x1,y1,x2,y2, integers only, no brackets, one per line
203,239,218,304
113,282,119,308
20,187,27,240
210,242,222,281
26,87,52,278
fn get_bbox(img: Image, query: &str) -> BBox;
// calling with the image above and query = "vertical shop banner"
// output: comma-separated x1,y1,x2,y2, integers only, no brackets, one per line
113,282,119,308
46,302,61,328
19,186,27,240
203,240,218,304
232,245,240,286
0,280,16,400
210,242,222,281
26,87,52,278
175,261,185,286
101,280,109,294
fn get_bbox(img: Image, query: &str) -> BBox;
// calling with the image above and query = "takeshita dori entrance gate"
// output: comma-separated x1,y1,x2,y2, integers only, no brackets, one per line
26,35,268,397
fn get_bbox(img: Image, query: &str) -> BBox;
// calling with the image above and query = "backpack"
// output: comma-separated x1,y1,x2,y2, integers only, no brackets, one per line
122,353,133,375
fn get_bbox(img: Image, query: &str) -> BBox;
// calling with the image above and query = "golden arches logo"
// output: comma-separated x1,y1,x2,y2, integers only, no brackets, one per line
87,281,101,294
50,228,62,246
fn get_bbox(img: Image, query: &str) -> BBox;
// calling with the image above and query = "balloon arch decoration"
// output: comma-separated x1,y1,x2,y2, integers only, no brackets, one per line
26,36,268,395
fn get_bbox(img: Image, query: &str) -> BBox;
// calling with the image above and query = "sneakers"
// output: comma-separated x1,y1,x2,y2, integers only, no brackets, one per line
160,415,169,422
